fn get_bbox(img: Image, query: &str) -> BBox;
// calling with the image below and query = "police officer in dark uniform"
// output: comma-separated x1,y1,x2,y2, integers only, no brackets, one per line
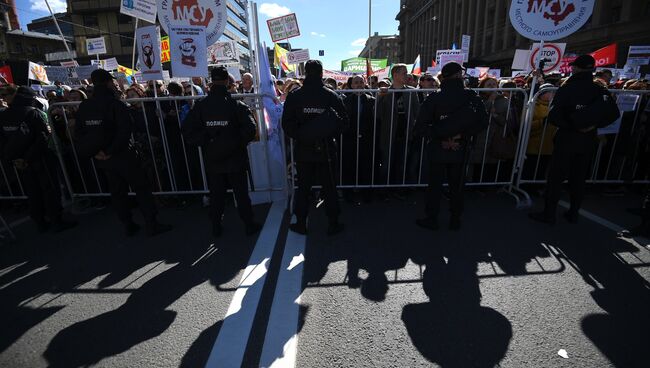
75,69,171,236
529,55,620,224
282,59,350,235
182,66,261,238
0,86,77,232
413,62,489,231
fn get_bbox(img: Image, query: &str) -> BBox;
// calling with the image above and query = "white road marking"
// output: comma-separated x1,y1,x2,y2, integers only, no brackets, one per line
204,200,286,368
259,226,306,368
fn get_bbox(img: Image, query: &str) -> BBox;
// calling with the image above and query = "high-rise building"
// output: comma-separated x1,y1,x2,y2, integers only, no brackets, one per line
66,0,252,69
396,0,650,72
27,13,75,39
0,0,20,31
359,33,400,65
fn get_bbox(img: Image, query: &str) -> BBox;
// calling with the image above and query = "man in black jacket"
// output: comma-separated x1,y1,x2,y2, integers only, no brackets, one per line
75,69,171,236
530,55,620,224
413,62,489,231
182,67,261,238
0,86,76,232
282,60,350,235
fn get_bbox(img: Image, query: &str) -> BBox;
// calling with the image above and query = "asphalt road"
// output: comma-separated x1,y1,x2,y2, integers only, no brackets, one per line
0,190,648,368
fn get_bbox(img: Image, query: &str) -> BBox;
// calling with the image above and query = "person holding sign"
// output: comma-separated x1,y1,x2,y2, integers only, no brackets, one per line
182,67,261,238
529,55,620,225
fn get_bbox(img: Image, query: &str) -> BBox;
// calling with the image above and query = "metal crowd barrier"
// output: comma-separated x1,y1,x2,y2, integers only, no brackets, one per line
13,93,276,200
515,88,650,205
286,88,531,205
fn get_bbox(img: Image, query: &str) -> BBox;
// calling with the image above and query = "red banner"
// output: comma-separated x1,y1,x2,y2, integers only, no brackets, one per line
0,65,13,84
559,43,617,74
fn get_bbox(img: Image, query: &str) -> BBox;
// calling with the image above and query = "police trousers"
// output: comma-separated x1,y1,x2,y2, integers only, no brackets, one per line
294,161,340,222
207,168,253,225
545,143,595,214
425,162,465,219
98,150,157,227
21,153,63,225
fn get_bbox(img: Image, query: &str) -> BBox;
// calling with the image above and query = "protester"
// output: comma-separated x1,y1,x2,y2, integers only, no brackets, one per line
238,73,255,94
524,84,557,182
282,60,349,235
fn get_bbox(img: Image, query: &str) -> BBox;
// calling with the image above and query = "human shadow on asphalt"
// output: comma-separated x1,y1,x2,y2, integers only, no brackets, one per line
402,244,513,368
549,234,650,368
0,202,267,367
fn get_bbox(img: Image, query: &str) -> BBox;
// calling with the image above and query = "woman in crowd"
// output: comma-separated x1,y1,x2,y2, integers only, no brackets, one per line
523,84,557,185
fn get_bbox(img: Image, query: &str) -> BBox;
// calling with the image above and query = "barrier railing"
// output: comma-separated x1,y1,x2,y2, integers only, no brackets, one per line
286,88,531,205
515,88,650,203
40,94,280,199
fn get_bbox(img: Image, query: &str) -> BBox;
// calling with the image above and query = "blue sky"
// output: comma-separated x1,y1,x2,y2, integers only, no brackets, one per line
14,0,399,71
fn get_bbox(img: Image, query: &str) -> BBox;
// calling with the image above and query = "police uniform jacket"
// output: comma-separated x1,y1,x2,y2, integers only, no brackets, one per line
413,78,489,163
282,77,349,163
0,94,49,165
182,85,256,173
74,86,134,161
547,71,620,153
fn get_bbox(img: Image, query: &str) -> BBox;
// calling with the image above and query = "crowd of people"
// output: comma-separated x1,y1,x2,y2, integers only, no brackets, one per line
0,55,649,238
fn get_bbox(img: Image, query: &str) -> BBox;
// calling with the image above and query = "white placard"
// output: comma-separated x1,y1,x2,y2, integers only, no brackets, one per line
60,60,79,67
529,42,566,73
435,49,464,66
169,25,208,78
512,49,531,70
103,57,119,71
207,41,240,64
28,62,49,84
266,13,300,43
509,0,595,41
461,35,471,62
86,37,106,56
626,46,650,66
466,68,480,78
287,49,310,65
136,26,164,81
44,66,79,85
598,94,639,135
158,0,227,46
439,53,465,67
120,0,157,24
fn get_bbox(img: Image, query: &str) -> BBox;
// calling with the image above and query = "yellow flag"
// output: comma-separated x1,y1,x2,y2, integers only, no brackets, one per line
274,44,295,72
117,65,134,76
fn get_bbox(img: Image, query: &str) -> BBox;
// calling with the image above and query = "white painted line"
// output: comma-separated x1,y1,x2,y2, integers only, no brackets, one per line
559,200,649,245
204,200,286,368
259,225,306,368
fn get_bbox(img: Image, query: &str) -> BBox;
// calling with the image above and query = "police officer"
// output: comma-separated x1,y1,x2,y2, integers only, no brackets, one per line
282,59,350,235
182,66,261,238
75,69,171,236
529,55,620,224
413,62,489,231
0,86,77,232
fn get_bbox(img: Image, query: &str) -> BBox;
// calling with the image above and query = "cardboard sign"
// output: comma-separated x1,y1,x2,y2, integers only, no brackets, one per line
461,35,471,62
509,0,595,41
0,65,14,84
267,13,300,43
103,57,119,71
44,66,79,85
60,60,79,67
136,26,164,81
86,37,106,55
158,0,227,46
529,42,566,73
161,36,170,63
207,41,240,64
28,62,49,84
287,49,310,64
120,0,157,23
341,57,387,73
439,53,465,67
169,25,208,78
75,65,100,80
626,46,650,66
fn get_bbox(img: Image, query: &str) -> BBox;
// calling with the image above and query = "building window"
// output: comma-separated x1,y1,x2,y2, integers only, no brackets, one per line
120,34,133,47
84,15,98,27
14,43,23,53
118,14,132,24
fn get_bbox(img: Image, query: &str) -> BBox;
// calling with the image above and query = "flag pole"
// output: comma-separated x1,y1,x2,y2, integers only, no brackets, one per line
43,0,74,64
131,18,139,71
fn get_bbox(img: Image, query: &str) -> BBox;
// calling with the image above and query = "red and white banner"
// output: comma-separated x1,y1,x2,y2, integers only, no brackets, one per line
0,65,14,84
559,43,617,74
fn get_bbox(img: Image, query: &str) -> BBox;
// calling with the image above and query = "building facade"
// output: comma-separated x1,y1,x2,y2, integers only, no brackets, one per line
27,13,75,39
396,0,650,72
359,33,400,65
66,0,252,69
